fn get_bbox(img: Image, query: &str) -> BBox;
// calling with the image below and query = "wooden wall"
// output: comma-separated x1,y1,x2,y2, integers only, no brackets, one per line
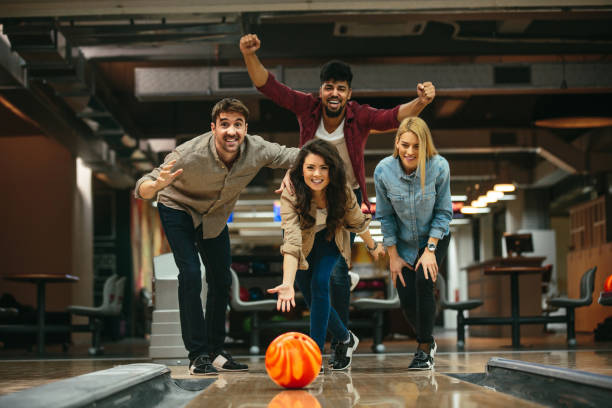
0,135,75,311
567,196,612,332
567,242,612,332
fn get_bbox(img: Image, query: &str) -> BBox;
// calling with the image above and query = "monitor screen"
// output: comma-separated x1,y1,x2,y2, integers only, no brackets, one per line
504,233,534,256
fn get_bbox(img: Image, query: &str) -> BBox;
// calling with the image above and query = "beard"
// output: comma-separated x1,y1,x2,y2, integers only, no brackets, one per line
324,105,344,118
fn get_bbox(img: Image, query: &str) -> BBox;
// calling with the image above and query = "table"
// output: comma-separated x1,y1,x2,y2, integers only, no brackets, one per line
484,266,548,347
1,273,79,354
465,257,545,339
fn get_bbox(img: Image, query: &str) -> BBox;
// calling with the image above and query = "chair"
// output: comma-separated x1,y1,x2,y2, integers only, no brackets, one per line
541,264,553,294
229,268,277,354
547,266,597,346
351,278,400,353
437,274,484,350
68,274,126,355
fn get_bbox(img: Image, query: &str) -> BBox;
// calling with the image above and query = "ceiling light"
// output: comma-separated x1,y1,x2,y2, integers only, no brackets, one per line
478,194,497,204
498,194,516,201
471,200,487,208
494,183,516,192
461,206,491,214
534,117,612,129
487,190,504,199
451,195,468,202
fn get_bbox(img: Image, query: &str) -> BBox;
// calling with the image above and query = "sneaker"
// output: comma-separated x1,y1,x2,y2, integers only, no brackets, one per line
328,342,338,367
408,350,433,370
429,340,437,359
189,354,218,376
210,350,248,372
408,341,436,371
331,331,359,371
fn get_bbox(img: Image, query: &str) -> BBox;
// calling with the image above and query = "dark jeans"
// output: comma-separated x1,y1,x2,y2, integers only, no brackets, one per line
330,188,362,344
158,203,232,361
295,229,350,352
395,233,451,345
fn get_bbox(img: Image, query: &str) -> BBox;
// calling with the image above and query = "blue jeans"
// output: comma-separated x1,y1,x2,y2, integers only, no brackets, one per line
158,203,232,361
295,229,350,352
330,188,362,345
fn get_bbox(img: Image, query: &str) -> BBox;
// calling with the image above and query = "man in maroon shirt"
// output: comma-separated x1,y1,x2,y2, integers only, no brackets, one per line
240,33,435,361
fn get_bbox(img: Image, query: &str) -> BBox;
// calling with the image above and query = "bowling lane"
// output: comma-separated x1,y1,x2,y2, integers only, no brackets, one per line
182,357,544,408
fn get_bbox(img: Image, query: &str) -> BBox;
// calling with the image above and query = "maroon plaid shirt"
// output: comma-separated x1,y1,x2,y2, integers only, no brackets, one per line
257,73,400,208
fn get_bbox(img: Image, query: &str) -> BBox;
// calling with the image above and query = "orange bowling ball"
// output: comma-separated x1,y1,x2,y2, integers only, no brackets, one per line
605,274,612,292
268,391,321,408
265,332,322,389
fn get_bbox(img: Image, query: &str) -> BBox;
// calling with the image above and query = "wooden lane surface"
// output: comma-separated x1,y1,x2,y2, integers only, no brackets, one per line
181,360,544,408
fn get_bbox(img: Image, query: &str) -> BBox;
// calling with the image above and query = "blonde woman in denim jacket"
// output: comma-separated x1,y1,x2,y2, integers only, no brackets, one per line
374,117,453,370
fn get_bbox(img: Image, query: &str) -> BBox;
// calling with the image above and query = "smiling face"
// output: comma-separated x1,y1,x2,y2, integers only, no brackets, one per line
396,130,420,173
211,111,247,162
319,80,352,118
302,153,330,193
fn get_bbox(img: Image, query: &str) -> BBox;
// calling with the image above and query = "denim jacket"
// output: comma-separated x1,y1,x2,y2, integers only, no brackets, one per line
374,154,452,265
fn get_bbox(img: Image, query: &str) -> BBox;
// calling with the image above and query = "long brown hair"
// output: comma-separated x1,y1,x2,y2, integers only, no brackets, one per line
290,139,348,240
393,117,438,191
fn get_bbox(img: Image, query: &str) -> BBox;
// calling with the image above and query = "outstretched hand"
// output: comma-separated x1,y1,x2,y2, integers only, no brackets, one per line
417,81,435,105
240,34,261,55
267,283,295,312
154,159,183,190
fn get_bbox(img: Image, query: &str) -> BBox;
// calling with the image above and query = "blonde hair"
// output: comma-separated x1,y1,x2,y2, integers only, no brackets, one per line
393,117,438,190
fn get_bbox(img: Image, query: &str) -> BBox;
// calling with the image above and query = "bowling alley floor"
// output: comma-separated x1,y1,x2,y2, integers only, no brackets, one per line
1,331,612,407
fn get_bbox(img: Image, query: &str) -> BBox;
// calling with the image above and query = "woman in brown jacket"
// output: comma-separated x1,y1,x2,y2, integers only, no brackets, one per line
268,139,384,371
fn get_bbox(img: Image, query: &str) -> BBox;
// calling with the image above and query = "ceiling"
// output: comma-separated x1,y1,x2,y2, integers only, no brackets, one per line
1,0,611,212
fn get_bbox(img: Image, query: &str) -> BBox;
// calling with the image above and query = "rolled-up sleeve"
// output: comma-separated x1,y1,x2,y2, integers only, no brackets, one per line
358,104,400,132
257,73,315,116
262,140,300,169
134,151,180,200
374,166,399,247
428,159,453,239
279,190,303,262
343,188,371,234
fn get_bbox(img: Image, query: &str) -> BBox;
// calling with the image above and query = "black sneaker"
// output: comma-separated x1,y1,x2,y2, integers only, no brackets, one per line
408,351,433,370
210,350,248,372
328,342,338,367
189,354,218,376
408,341,436,371
331,331,359,371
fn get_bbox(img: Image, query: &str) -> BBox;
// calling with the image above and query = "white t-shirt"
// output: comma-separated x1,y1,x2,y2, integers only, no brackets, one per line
315,119,359,189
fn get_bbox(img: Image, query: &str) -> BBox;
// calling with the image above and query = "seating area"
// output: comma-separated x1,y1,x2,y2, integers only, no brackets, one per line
350,278,400,353
68,274,126,355
440,267,598,349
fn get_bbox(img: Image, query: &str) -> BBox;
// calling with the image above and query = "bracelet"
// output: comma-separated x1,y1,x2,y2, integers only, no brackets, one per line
366,242,379,252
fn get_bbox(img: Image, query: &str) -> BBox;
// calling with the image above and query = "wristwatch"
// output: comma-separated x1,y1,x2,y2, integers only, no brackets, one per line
427,242,437,252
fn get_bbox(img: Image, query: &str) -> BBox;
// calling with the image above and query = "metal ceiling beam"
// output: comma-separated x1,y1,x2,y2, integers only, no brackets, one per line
535,132,586,173
132,61,612,101
0,1,610,18
0,23,136,187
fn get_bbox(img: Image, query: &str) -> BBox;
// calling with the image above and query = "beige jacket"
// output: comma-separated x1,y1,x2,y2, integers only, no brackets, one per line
280,187,372,270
